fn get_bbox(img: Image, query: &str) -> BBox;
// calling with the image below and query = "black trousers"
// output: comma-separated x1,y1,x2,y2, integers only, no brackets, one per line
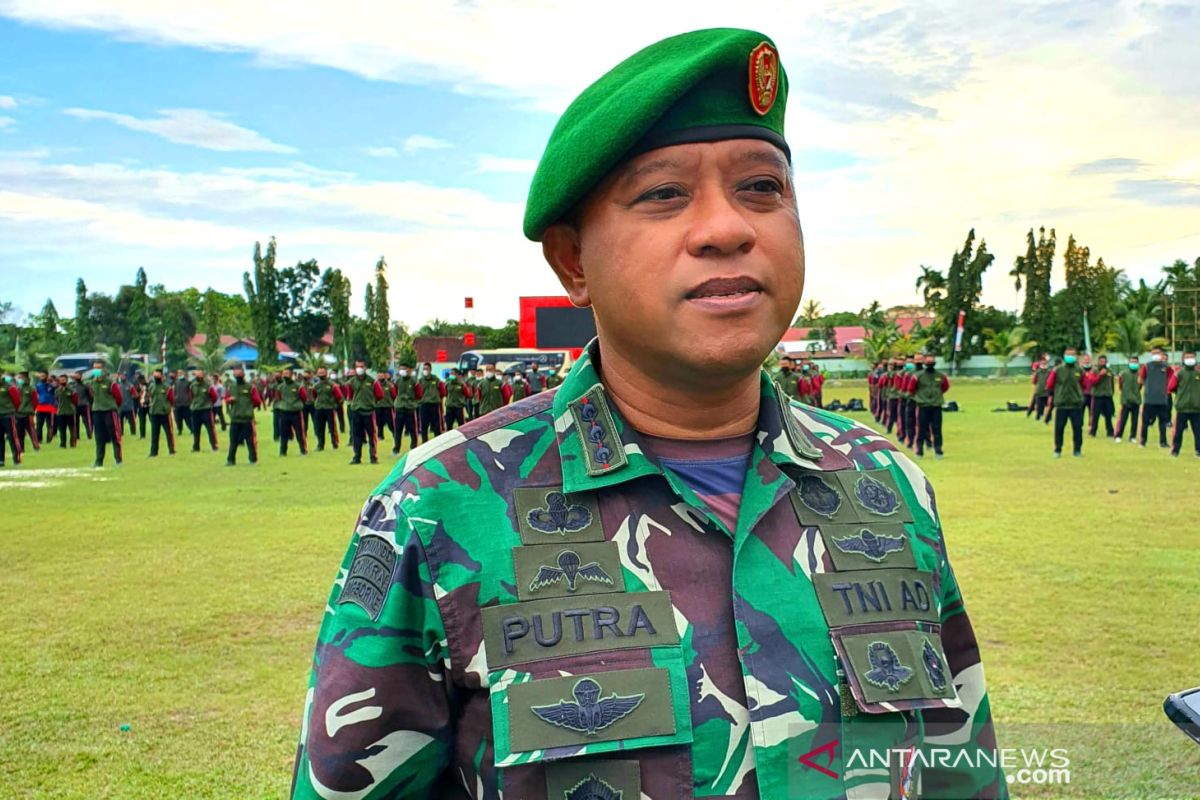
227,420,258,463
0,414,21,464
55,413,76,447
149,412,175,455
1031,395,1050,421
1115,403,1140,439
393,408,418,452
91,409,122,465
119,409,136,438
174,406,192,435
418,403,444,442
1054,407,1084,454
16,415,38,452
76,404,93,439
1089,396,1114,437
214,403,228,431
350,410,377,461
916,406,943,455
36,409,54,442
885,398,900,432
302,404,315,436
273,407,280,441
1140,404,1170,446
191,408,219,451
374,407,395,438
445,405,465,429
903,400,917,446
335,404,346,433
278,410,307,455
137,405,148,438
314,408,339,449
1171,412,1200,456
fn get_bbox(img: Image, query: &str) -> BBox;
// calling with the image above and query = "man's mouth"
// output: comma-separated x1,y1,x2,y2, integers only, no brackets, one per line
686,277,764,300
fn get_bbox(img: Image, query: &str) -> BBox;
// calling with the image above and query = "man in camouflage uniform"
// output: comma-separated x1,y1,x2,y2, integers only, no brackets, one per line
291,29,1004,800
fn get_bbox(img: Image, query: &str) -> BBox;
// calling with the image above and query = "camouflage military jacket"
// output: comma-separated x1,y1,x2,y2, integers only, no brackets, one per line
291,341,1004,800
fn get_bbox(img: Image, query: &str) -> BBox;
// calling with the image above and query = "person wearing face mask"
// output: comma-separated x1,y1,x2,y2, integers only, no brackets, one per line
1114,355,1142,443
1086,355,1115,438
71,370,94,441
14,371,39,455
0,372,23,467
375,369,397,442
54,374,78,448
330,370,347,435
189,369,220,453
312,368,341,451
1045,347,1085,457
135,373,150,439
795,359,816,405
1168,351,1200,457
274,367,309,457
443,368,470,430
85,361,124,467
899,357,919,448
346,361,383,464
391,365,419,454
172,368,193,437
914,354,951,458
415,362,446,443
527,363,546,395
1138,346,1172,448
509,368,529,403
476,365,512,416
463,368,480,420
773,356,799,401
146,369,176,456
35,370,56,445
224,364,263,466
1078,353,1094,432
1028,353,1053,422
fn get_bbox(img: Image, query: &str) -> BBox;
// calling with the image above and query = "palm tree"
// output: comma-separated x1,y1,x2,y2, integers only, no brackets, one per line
194,341,233,376
97,343,131,374
914,266,946,310
295,349,330,374
861,322,899,362
892,331,931,358
799,299,823,326
983,326,1036,376
1106,315,1163,358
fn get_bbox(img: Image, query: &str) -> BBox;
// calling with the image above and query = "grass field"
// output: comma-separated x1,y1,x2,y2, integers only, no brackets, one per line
1,381,1198,799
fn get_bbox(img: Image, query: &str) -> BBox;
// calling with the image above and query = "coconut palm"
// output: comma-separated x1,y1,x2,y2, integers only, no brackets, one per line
194,341,233,376
983,326,1036,376
97,343,132,374
861,322,899,362
295,349,331,375
798,299,823,326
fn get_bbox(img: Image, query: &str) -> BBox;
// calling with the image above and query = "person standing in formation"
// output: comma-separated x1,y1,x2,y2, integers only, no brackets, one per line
1086,354,1115,438
301,370,317,438
224,364,262,466
545,365,565,390
212,372,229,432
35,370,56,444
1114,353,1141,443
376,369,398,442
117,373,137,438
0,373,22,467
391,364,419,455
526,363,546,395
345,360,382,465
1028,353,1052,422
868,360,884,420
85,361,123,468
145,368,176,457
773,355,799,401
443,368,470,430
15,371,39,454
135,373,150,438
1078,353,1094,433
1138,346,1171,449
275,367,308,457
475,363,512,416
312,367,341,451
189,368,220,453
1046,347,1085,458
811,361,825,408
71,370,93,442
331,370,347,436
900,356,918,448
172,368,192,437
1169,350,1199,458
416,362,445,443
914,354,950,458
464,368,480,420
54,374,77,448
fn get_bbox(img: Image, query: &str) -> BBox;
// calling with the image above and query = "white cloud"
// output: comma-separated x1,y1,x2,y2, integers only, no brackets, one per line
364,146,400,158
401,134,451,154
0,96,16,109
0,116,14,129
62,107,296,153
475,155,537,174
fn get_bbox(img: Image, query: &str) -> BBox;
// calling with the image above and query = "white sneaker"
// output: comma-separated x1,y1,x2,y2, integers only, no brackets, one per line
1114,437,1121,443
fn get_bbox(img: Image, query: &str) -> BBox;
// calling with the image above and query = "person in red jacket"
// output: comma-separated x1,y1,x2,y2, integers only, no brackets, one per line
0,373,22,467
811,361,826,408
901,356,919,448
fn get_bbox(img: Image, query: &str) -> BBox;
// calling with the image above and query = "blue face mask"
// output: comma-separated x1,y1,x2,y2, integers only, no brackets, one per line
1063,355,1076,365
92,369,103,378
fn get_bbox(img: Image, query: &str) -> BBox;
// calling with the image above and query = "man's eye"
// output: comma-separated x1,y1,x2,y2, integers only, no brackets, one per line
743,178,783,194
635,185,686,203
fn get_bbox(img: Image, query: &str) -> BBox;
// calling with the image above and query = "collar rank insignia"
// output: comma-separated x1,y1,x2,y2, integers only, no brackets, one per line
530,550,614,593
797,474,842,518
564,773,623,800
863,641,913,692
531,677,644,736
922,638,948,692
854,474,900,516
831,528,906,562
528,491,593,534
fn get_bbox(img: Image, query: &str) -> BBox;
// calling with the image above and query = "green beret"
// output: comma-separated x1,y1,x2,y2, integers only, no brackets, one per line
523,28,789,241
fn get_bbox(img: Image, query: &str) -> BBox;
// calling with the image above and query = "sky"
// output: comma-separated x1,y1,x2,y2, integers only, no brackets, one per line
0,0,1198,330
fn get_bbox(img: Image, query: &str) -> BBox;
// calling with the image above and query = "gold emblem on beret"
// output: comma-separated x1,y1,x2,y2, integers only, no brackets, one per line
748,41,779,116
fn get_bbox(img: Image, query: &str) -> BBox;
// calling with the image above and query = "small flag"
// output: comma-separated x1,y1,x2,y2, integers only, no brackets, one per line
463,332,476,346
464,297,474,309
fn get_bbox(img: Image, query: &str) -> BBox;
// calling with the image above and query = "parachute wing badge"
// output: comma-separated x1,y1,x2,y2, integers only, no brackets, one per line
565,774,623,800
831,528,906,563
528,550,614,593
531,677,645,735
527,491,593,535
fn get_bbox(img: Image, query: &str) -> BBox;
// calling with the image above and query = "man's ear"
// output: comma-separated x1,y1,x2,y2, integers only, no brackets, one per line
542,224,591,308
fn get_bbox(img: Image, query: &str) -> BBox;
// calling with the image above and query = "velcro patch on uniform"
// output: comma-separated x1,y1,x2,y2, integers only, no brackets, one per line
569,386,628,476
832,624,961,713
819,523,917,571
835,469,914,523
336,534,397,621
514,542,625,601
481,591,678,669
812,568,939,628
790,473,858,526
513,487,605,544
509,668,674,752
546,759,641,800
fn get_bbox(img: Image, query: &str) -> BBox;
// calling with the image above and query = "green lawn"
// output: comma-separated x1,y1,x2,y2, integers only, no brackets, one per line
1,383,1197,799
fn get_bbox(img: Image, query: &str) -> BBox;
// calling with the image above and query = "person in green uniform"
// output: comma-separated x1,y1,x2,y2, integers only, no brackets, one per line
331,370,347,435
416,362,445,443
1114,353,1142,443
85,361,123,467
53,374,78,448
275,367,308,456
443,368,469,430
172,368,192,436
312,367,341,451
773,355,799,400
544,366,565,391
344,360,382,464
71,370,93,441
375,370,396,441
0,372,22,466
391,365,419,454
463,368,479,420
223,364,262,466
189,368,219,452
1169,351,1200,457
1046,347,1085,457
1027,353,1052,421
509,368,529,403
1087,354,1115,437
914,353,951,458
290,29,1004,800
14,371,39,454
476,364,511,415
145,368,176,456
